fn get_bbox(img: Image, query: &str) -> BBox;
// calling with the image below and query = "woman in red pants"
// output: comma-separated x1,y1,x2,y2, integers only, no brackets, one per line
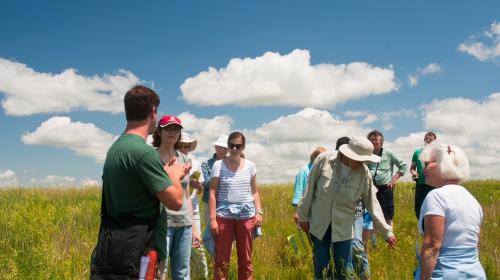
209,131,264,280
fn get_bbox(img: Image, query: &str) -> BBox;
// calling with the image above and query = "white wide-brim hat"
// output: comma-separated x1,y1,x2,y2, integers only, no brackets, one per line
338,136,381,162
213,134,228,149
180,132,197,152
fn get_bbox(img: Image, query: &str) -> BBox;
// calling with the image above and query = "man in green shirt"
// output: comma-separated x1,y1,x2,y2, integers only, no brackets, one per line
367,130,407,226
92,85,189,279
410,132,437,219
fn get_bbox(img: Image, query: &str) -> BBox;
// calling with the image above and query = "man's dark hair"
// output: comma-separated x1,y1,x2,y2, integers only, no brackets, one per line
425,131,437,139
335,136,350,150
367,130,384,141
124,85,160,121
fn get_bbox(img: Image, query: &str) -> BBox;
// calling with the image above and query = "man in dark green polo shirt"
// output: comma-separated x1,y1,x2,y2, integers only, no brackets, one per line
92,85,188,279
410,131,437,219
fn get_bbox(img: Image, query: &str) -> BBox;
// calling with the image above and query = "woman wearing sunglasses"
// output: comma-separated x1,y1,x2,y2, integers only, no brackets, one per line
152,115,201,280
209,132,264,280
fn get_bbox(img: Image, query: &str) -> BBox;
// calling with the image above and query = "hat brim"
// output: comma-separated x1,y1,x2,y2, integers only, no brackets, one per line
213,141,228,149
339,145,381,163
159,122,183,129
180,140,197,152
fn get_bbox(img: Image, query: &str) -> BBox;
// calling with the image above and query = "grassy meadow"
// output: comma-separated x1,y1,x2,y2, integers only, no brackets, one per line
0,181,498,279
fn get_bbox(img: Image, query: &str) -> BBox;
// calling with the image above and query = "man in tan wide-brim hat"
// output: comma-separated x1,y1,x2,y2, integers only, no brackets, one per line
295,136,396,280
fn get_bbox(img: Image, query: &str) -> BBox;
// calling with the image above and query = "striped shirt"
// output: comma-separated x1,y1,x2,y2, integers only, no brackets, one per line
212,159,257,219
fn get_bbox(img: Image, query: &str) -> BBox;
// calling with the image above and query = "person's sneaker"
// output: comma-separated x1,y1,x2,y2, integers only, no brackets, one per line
371,233,378,247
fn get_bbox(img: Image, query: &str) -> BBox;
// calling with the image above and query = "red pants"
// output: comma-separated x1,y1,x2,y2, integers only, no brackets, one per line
214,216,256,280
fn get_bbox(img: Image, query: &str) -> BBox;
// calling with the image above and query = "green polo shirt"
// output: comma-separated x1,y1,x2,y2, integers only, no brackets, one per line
412,148,426,184
367,148,407,186
102,134,172,222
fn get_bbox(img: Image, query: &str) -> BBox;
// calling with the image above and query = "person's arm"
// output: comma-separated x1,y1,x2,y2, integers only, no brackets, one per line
420,215,445,280
209,176,220,236
292,167,306,207
362,174,396,248
156,158,190,211
201,161,210,188
388,151,408,189
188,182,202,248
295,155,324,230
251,174,263,226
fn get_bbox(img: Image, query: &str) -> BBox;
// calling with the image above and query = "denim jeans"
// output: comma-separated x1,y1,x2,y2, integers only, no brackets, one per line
311,226,354,280
164,226,192,280
202,204,216,257
352,216,370,279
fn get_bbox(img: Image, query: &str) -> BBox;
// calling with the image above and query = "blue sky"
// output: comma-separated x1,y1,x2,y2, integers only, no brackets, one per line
1,1,499,186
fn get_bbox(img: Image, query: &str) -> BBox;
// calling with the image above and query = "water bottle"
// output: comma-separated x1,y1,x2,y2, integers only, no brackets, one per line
254,226,262,237
139,249,157,280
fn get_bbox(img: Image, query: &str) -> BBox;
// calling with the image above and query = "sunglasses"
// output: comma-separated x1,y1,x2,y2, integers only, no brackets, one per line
164,126,181,132
178,144,191,149
228,143,244,149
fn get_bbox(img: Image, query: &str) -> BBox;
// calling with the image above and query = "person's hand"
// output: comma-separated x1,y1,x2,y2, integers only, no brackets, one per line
255,213,264,227
386,236,397,249
192,229,202,248
388,178,398,190
164,158,191,180
293,212,299,224
210,219,219,237
298,221,309,232
411,173,419,182
190,178,203,194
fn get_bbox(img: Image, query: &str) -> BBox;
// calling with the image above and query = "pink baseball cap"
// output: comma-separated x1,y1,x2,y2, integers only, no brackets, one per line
158,115,183,128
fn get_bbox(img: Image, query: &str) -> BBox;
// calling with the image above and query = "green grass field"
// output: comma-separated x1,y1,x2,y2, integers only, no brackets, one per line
0,181,498,279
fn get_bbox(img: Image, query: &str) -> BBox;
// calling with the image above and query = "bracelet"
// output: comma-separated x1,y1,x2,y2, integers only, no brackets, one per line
256,210,264,216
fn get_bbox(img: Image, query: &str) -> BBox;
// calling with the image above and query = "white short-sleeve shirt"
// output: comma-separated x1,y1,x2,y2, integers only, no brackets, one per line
212,159,257,203
418,184,483,248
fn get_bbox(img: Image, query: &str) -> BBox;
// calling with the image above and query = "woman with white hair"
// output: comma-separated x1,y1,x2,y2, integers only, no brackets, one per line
415,143,485,279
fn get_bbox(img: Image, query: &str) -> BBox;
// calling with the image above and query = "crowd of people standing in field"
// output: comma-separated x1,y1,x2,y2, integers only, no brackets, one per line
91,85,486,280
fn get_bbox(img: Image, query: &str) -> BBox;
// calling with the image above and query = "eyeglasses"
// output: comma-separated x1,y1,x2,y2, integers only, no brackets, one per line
228,143,244,149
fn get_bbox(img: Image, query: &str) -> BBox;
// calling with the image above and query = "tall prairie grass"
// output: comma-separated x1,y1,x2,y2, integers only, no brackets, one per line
0,181,498,279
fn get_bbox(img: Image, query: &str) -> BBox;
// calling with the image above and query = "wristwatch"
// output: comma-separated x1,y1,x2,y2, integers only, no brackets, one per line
256,210,264,216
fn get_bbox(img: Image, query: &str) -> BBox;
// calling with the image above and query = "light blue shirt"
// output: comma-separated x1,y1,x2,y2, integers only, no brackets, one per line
292,162,312,207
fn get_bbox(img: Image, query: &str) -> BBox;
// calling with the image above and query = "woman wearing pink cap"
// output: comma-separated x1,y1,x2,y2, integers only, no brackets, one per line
152,115,201,280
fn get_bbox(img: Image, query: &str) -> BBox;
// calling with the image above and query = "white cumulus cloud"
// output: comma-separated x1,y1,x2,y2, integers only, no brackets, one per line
29,175,76,187
399,93,500,179
422,94,500,178
458,21,500,62
244,108,372,182
0,169,18,187
408,63,442,87
181,49,397,108
0,58,140,116
21,116,117,163
81,178,100,186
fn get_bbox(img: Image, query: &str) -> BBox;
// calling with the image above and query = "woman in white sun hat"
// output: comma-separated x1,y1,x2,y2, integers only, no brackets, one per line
178,132,209,279
295,136,396,280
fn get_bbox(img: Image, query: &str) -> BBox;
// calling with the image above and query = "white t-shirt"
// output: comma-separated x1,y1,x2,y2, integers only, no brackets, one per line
212,159,257,203
418,184,483,248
